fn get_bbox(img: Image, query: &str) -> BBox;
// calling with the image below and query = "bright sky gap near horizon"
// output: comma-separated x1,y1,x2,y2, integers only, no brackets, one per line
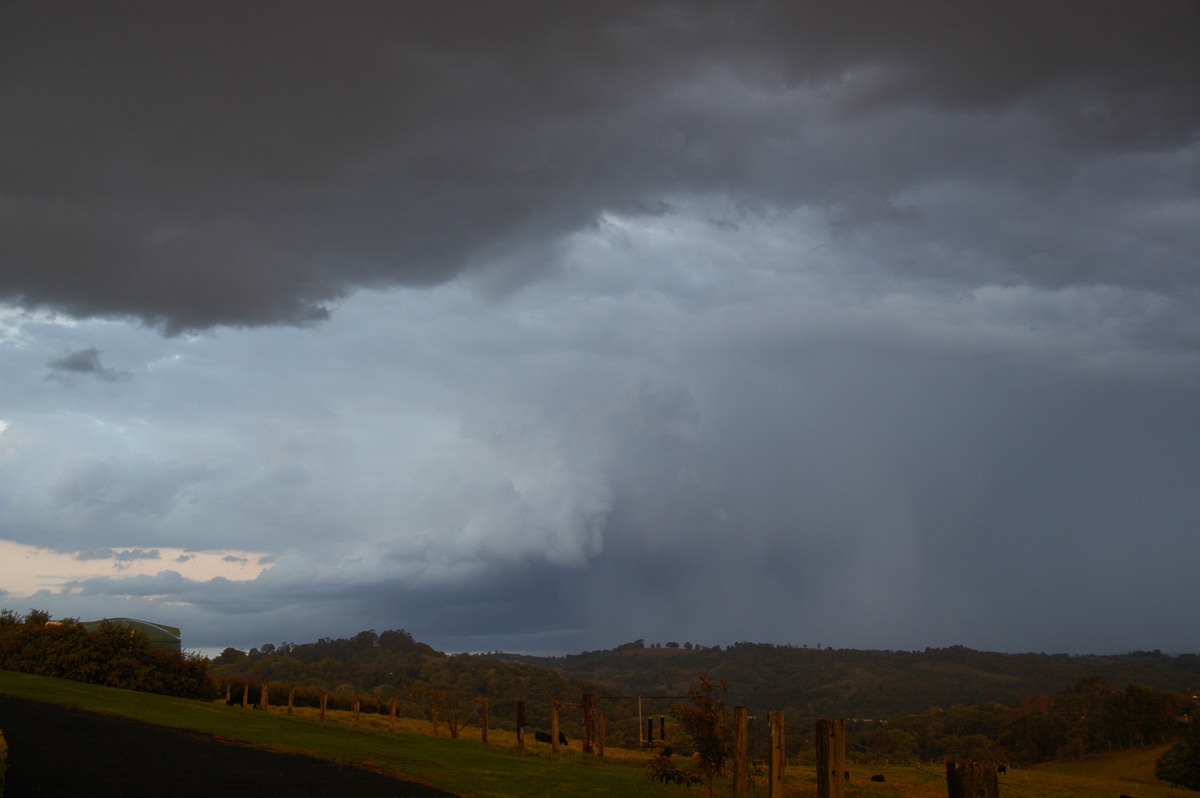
1,1,1199,657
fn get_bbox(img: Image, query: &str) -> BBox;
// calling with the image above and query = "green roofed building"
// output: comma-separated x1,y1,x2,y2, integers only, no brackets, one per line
81,618,182,652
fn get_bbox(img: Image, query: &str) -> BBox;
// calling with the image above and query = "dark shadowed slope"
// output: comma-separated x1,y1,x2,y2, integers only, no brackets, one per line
0,696,457,797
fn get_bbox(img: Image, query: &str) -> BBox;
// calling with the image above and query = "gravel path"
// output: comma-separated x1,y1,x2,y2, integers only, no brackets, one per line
0,695,458,797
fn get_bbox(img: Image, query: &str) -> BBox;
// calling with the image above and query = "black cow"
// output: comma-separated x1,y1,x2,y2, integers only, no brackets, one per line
997,763,1007,775
533,731,569,745
226,685,262,708
870,774,886,782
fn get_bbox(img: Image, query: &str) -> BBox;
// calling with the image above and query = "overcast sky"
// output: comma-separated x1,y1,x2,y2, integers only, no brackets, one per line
2,1,1199,657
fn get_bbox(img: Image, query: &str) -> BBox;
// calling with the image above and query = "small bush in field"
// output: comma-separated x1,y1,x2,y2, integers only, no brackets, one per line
643,752,701,787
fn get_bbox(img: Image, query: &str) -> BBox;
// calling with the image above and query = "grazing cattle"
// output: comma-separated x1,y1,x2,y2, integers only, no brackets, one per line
226,686,262,708
870,774,886,782
532,731,569,745
997,764,1007,775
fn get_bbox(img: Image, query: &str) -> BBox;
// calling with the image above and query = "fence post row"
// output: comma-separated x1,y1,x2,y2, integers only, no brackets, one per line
217,683,895,798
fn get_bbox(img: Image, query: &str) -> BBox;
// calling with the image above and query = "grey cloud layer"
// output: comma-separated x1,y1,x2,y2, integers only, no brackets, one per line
3,1,1197,332
3,2,1200,656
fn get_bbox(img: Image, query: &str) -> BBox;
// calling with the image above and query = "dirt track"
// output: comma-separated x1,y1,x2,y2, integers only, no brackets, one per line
0,695,458,797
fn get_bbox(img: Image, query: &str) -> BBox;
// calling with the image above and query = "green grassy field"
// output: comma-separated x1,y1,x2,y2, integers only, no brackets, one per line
0,670,1191,797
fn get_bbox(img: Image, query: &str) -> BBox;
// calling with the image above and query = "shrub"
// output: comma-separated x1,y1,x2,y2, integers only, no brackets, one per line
643,752,701,787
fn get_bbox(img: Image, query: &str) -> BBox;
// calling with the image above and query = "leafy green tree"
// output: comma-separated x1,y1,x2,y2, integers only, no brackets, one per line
212,647,247,666
1157,718,1200,790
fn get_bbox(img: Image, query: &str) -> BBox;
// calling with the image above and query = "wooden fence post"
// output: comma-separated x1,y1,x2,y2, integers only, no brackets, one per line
581,693,596,754
551,698,561,753
598,713,606,757
224,683,231,703
480,695,489,744
261,684,269,711
733,706,749,796
946,762,998,798
517,701,526,749
241,683,249,709
769,711,786,798
389,695,397,732
320,691,328,721
287,687,295,715
816,718,846,798
353,692,361,725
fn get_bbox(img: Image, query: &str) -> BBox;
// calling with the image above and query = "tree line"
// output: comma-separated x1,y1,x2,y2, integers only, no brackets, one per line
515,641,1200,720
0,609,213,699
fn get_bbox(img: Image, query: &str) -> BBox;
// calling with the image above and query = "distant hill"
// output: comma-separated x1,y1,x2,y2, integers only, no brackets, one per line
481,643,1200,718
210,628,1200,736
208,630,1200,765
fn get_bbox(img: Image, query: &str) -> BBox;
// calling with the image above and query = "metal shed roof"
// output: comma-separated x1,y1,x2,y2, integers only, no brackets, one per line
81,618,182,652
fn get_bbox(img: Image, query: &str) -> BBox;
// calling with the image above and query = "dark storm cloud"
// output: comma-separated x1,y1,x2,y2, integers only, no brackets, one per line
569,346,1200,654
3,1,1197,332
46,347,131,381
76,547,161,562
49,557,589,653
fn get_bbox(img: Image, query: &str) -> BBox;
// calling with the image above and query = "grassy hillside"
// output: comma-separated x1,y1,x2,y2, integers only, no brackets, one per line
2,669,1191,797
1027,745,1180,796
0,669,666,798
